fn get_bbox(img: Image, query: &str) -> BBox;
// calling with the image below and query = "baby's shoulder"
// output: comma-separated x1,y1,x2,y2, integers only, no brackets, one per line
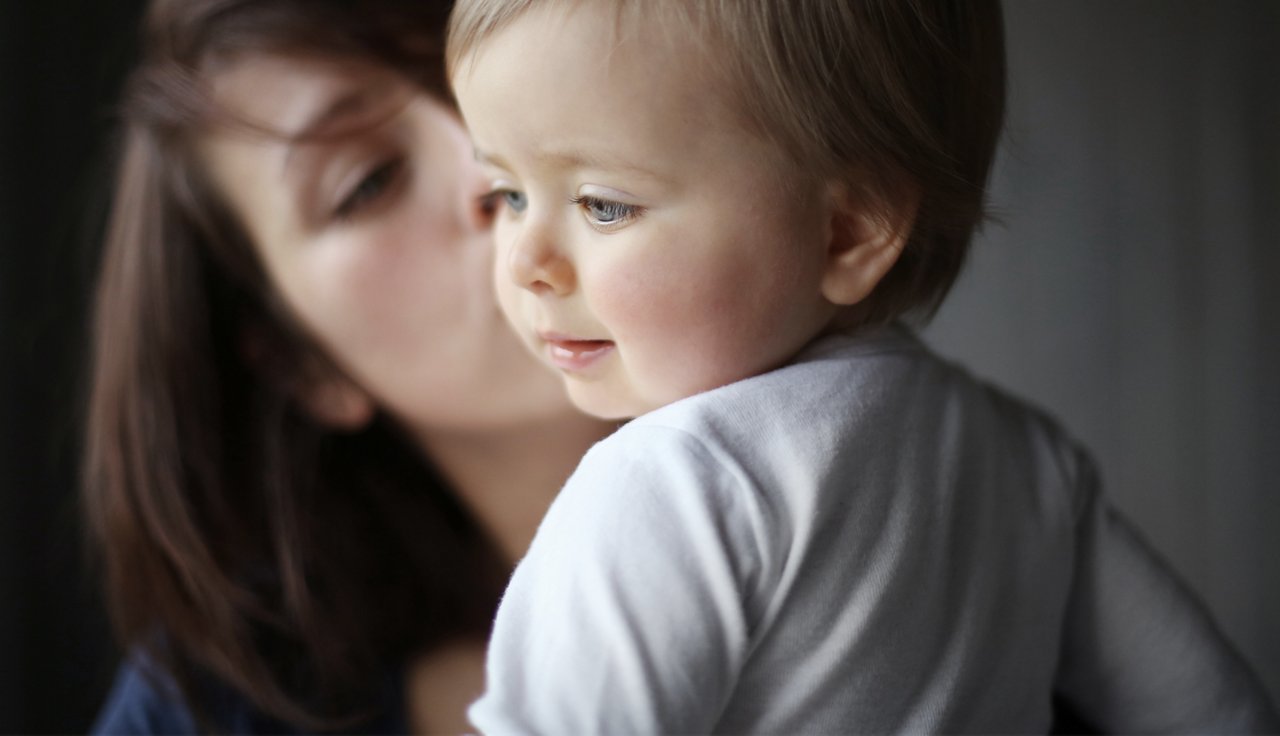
629,328,916,432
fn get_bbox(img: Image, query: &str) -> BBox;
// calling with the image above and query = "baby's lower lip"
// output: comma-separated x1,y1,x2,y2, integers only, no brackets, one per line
544,338,615,372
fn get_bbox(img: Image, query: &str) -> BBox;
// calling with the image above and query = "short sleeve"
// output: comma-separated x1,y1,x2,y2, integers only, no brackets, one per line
468,425,770,735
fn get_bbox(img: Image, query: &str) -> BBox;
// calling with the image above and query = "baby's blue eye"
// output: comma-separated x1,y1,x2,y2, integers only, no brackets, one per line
502,190,528,213
573,195,641,229
584,198,632,224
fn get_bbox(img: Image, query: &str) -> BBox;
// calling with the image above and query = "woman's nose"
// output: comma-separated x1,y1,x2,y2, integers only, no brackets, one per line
507,224,576,297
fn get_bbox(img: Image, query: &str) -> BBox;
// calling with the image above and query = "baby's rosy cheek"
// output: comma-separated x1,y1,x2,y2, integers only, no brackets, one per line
591,263,700,342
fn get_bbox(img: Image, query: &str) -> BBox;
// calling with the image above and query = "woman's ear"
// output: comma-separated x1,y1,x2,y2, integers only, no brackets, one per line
820,184,916,306
240,324,376,431
298,374,376,431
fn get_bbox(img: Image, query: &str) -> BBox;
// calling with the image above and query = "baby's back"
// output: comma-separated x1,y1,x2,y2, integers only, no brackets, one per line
651,325,1083,731
472,325,1278,734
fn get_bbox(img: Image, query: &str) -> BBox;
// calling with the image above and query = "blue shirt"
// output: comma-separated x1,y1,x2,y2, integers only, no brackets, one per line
91,655,408,735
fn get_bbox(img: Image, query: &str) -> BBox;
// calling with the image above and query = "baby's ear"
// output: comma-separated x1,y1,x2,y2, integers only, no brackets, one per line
820,183,915,306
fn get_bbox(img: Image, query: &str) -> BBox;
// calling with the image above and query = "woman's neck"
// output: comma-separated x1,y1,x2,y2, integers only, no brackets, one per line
413,411,615,566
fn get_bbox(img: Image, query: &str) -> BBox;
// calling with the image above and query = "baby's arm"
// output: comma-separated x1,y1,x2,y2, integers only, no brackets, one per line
468,425,766,735
1055,458,1280,732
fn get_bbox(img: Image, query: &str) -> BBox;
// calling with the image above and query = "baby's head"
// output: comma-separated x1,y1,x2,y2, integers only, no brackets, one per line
448,0,1005,419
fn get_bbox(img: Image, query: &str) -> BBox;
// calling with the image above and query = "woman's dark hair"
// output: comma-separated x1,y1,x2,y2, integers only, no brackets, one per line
83,0,506,729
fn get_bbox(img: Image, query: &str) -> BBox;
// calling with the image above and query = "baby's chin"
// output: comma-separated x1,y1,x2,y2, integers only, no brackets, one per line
564,382,645,422
563,377,694,422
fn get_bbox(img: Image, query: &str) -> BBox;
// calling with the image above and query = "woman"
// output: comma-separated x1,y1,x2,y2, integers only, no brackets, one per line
85,0,612,731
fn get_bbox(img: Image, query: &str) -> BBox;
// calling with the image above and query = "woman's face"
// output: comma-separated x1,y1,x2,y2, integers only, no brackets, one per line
198,54,576,440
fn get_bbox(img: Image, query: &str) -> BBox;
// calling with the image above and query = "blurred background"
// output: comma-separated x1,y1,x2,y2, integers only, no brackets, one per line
2,0,147,732
1,0,1276,732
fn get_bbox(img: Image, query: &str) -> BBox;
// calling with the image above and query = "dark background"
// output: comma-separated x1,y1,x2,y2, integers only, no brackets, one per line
2,1,1277,732
2,0,147,732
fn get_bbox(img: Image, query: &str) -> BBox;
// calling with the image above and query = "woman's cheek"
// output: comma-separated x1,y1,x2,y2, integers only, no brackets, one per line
297,218,440,356
307,237,395,324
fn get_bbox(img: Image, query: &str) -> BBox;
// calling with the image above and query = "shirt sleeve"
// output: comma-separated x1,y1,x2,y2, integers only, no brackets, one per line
468,425,770,736
1054,455,1280,732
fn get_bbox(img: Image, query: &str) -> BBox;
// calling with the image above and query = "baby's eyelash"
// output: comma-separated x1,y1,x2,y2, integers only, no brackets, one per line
570,194,642,230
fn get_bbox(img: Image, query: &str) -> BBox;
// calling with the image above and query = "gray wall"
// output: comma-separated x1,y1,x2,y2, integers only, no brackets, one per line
924,0,1279,701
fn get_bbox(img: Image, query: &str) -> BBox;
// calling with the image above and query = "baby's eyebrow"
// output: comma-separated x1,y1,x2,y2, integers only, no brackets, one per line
473,147,507,168
540,146,668,182
475,145,670,184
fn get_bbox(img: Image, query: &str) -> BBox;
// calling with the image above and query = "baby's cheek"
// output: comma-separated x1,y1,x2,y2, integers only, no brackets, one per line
593,263,750,398
591,252,708,344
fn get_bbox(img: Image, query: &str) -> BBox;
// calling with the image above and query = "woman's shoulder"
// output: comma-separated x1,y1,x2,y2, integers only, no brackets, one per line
91,653,295,735
92,651,410,735
91,656,198,735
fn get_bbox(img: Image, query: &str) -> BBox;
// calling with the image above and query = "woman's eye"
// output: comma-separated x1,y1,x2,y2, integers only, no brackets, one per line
573,195,640,230
333,158,405,221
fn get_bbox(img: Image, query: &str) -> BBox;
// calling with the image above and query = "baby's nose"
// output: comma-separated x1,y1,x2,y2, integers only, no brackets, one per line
507,228,576,297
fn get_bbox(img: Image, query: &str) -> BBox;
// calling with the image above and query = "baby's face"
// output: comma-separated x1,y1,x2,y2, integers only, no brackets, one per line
453,1,839,419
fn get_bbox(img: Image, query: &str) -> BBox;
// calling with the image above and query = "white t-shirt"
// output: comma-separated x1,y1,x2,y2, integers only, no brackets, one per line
470,326,1278,734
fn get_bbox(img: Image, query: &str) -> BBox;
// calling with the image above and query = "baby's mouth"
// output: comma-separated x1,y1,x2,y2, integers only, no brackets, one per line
541,336,616,371
550,338,612,350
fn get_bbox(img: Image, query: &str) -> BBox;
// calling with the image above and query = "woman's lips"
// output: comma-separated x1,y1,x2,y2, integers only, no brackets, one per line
541,335,615,372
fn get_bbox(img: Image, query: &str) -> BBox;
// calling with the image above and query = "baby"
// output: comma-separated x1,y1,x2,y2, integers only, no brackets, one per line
447,0,1279,732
